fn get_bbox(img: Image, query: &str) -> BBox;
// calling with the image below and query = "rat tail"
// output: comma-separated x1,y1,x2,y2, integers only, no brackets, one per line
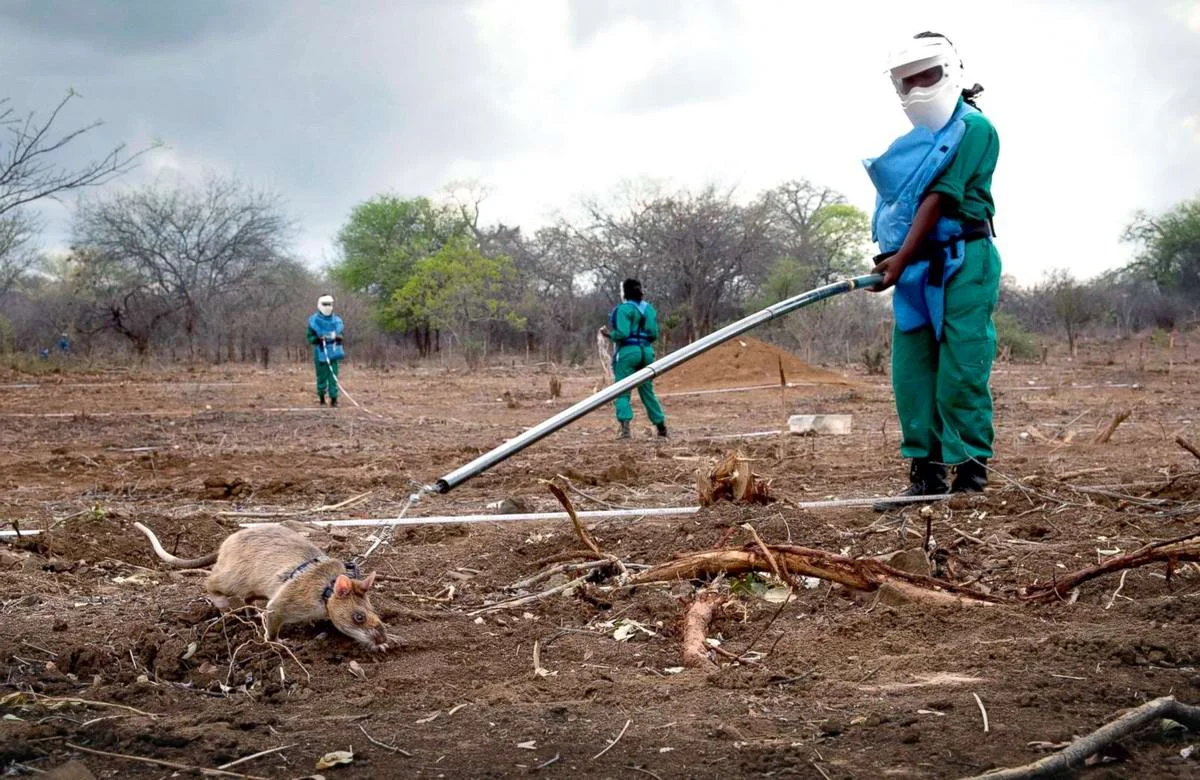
133,522,219,568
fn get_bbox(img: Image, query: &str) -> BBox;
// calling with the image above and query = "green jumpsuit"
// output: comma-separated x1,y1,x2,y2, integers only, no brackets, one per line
608,300,666,426
892,110,1001,466
306,326,340,402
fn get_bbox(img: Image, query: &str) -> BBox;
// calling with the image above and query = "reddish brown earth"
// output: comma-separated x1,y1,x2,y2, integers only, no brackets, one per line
1,340,1199,779
658,336,858,393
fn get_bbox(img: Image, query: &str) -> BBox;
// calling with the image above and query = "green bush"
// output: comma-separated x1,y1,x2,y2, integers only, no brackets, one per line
993,311,1041,361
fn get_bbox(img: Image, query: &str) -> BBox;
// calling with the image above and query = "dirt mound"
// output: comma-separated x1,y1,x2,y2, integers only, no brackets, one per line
657,335,857,393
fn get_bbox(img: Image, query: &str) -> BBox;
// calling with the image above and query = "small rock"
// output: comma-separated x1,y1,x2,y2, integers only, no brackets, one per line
900,729,920,744
53,619,69,632
42,760,97,780
819,720,844,737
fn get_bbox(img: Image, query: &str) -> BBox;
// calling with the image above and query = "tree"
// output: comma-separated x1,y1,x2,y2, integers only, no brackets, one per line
0,211,39,295
0,90,154,293
72,174,294,356
570,183,772,343
1038,268,1100,358
1122,197,1200,298
759,180,871,289
390,236,525,367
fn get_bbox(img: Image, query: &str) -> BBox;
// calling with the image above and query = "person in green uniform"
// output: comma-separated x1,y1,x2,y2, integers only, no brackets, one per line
606,278,668,439
306,294,345,407
867,31,1001,496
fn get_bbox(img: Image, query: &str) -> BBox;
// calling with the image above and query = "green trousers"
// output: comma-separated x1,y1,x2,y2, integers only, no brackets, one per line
315,359,340,399
891,243,1001,465
612,344,666,425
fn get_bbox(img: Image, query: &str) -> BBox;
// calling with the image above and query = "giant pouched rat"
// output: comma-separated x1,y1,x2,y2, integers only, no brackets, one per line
133,522,388,652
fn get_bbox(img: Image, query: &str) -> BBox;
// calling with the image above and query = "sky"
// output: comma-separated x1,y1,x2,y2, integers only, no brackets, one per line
2,0,1198,284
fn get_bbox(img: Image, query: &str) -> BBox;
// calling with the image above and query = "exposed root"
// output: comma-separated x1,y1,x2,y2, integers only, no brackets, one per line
634,545,1003,606
960,696,1200,779
681,589,723,669
1023,530,1200,602
1093,408,1132,444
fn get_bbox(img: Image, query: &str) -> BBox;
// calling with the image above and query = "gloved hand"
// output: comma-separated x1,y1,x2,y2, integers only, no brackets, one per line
333,336,343,344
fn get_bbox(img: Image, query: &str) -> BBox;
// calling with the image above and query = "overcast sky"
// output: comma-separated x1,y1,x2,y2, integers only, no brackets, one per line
3,0,1198,284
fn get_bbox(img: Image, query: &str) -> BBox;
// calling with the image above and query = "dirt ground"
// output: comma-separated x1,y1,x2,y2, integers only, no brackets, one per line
2,338,1199,779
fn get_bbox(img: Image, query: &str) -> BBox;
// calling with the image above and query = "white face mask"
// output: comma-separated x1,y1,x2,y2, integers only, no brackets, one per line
317,296,334,316
886,39,965,132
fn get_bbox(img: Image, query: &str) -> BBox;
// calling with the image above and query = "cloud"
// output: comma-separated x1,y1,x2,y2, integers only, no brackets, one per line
0,0,1195,284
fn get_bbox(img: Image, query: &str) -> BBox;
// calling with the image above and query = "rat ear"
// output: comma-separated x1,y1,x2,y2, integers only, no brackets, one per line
362,572,377,591
333,574,353,598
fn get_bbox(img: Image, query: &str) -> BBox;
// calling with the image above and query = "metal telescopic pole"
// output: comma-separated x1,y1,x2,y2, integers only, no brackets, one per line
431,273,883,493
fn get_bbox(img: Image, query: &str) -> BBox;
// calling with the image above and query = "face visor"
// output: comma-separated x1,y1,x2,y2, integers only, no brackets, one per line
317,296,334,316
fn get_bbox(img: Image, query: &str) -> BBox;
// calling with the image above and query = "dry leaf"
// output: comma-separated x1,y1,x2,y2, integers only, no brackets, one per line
315,749,354,769
347,661,366,680
517,740,537,750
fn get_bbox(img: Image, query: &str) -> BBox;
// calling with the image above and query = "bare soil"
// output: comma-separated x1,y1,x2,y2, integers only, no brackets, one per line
658,336,858,393
2,341,1199,779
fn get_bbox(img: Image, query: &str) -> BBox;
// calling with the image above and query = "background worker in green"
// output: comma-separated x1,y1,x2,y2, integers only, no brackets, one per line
306,294,345,407
605,278,668,439
868,32,1001,497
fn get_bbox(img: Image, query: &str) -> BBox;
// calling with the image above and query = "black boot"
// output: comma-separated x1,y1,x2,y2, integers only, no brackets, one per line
874,458,948,511
951,458,988,493
656,422,668,438
318,394,326,406
330,395,338,408
618,420,631,439
903,458,949,497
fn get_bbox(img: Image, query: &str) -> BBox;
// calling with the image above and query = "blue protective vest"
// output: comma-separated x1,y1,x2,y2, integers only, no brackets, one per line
864,100,978,339
308,312,345,363
609,301,652,347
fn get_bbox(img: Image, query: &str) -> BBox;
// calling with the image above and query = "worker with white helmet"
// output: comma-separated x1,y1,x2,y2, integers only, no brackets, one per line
864,31,1001,498
307,294,345,407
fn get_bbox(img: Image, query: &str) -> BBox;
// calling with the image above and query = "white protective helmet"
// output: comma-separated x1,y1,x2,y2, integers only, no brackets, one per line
885,33,965,132
317,295,334,316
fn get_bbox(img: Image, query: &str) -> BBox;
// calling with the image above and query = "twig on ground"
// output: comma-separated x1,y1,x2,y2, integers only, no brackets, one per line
741,523,784,582
555,474,635,509
1105,569,1129,609
958,696,1200,780
217,744,297,770
728,585,793,665
510,560,609,592
811,761,834,780
358,724,413,757
0,693,158,719
534,753,561,770
545,480,603,557
972,692,990,733
1176,435,1200,463
468,575,589,616
592,719,633,760
65,742,268,779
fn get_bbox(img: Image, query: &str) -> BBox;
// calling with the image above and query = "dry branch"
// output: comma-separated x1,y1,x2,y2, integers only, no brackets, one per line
681,589,723,669
64,743,267,779
545,481,604,558
959,696,1200,780
1093,408,1131,444
1176,435,1200,463
1023,530,1200,602
634,545,1003,606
